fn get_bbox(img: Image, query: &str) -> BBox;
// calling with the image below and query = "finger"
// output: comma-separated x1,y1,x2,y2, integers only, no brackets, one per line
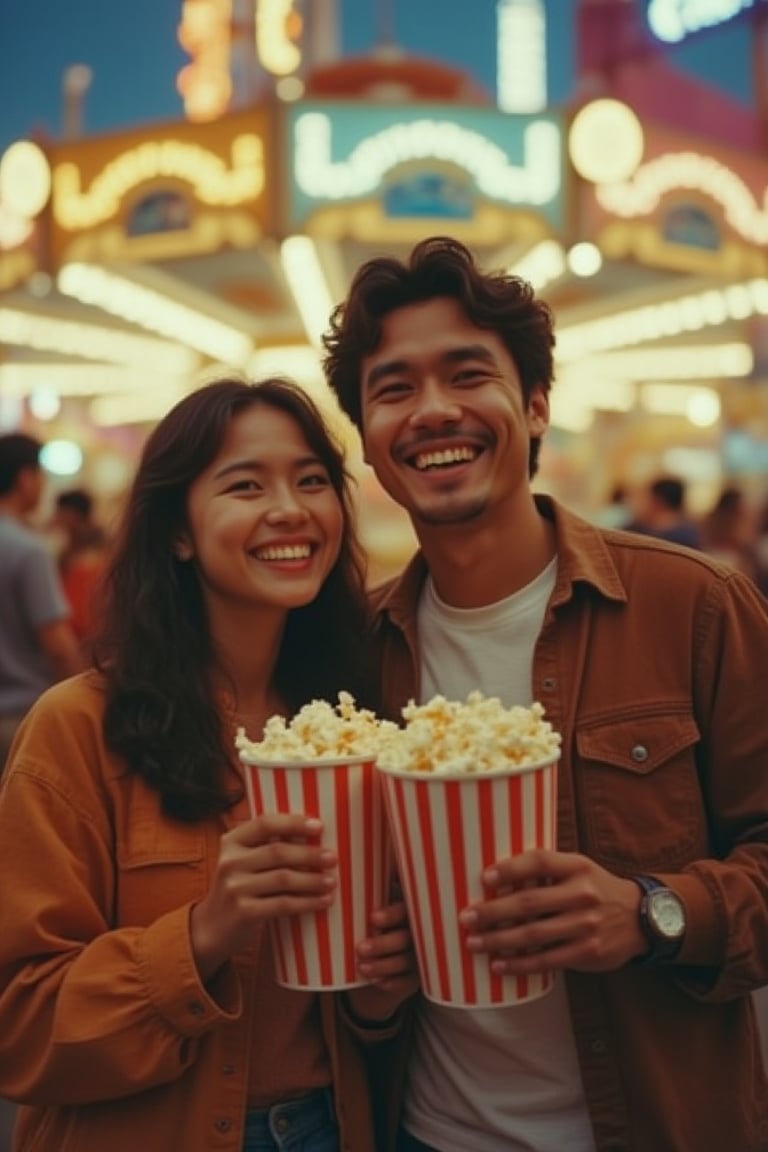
244,840,337,874
236,814,324,845
357,929,412,961
484,848,582,887
368,901,409,930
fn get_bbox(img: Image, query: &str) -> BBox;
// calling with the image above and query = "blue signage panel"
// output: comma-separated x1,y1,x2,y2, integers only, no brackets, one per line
287,103,565,231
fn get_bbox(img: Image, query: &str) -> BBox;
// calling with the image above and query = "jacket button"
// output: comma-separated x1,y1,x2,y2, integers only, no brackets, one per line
631,744,649,763
187,1000,204,1016
591,1038,607,1054
214,1117,232,1133
542,677,556,690
222,1063,235,1076
274,1116,290,1134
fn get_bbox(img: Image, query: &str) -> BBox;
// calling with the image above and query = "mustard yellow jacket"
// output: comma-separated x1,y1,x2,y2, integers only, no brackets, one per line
0,673,397,1152
370,495,768,1152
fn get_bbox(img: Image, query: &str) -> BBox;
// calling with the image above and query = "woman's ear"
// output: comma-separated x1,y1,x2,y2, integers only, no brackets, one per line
173,536,194,562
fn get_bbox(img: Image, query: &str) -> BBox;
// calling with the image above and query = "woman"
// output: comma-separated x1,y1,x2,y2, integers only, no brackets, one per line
0,378,413,1152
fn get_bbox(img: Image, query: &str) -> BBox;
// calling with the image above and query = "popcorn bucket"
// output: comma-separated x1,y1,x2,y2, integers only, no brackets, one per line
240,754,390,990
377,754,559,1008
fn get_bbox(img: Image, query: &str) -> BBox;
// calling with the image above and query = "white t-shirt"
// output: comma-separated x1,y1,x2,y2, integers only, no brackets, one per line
404,561,596,1152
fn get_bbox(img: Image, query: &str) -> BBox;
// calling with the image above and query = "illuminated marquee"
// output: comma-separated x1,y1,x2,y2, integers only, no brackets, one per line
596,151,768,246
646,0,765,43
256,0,302,75
177,0,233,121
293,111,562,208
53,136,265,231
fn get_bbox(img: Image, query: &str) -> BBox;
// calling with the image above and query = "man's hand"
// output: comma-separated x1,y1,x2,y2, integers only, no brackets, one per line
346,899,419,1024
459,849,648,975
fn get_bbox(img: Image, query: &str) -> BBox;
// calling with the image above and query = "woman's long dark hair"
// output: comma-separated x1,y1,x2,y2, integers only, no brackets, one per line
93,377,373,822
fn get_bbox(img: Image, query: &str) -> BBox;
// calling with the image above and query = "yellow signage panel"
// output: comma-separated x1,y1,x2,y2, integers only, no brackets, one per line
48,109,272,270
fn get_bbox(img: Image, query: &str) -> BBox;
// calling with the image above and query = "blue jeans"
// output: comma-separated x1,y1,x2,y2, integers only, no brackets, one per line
243,1089,338,1151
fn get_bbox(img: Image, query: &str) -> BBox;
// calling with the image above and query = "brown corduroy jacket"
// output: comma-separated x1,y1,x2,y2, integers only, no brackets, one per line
369,494,768,1152
0,673,400,1152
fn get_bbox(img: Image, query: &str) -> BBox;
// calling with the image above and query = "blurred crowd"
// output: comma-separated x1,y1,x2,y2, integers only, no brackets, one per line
598,475,768,596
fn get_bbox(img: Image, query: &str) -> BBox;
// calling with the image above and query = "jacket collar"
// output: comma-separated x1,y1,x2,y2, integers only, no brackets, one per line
373,494,628,627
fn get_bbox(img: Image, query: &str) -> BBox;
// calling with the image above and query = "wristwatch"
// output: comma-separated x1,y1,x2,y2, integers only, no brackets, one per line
631,874,686,963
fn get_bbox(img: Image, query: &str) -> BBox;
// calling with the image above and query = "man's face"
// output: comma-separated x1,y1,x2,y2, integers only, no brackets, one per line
360,297,548,530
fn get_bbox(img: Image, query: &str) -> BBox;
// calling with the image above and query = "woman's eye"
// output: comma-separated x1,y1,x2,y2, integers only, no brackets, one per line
227,478,261,493
299,471,331,488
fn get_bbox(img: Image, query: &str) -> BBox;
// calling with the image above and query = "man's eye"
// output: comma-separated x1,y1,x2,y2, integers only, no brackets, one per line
373,381,410,399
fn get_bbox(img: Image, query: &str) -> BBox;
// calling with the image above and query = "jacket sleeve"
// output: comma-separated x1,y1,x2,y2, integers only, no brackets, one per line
0,689,241,1106
665,569,768,1000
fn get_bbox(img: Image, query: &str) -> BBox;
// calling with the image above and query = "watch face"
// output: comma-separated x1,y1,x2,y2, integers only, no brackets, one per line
649,890,686,939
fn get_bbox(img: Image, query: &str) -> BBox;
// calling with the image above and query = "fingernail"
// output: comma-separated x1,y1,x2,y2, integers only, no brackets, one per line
483,868,499,885
305,818,322,833
459,909,478,926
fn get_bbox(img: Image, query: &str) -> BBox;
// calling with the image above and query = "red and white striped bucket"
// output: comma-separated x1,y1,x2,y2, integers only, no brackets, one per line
240,755,390,990
378,755,559,1008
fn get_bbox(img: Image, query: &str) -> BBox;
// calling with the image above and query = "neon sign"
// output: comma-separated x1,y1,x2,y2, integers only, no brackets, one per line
177,0,233,121
596,151,768,246
256,0,302,75
293,112,561,206
53,136,264,231
646,0,764,43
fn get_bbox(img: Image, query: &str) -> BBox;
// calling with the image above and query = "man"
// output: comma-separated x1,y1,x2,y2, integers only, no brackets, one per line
52,486,108,643
0,433,82,769
625,474,701,549
322,237,768,1151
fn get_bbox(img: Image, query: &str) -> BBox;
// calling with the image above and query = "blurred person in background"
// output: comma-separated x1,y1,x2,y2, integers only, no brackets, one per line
0,378,413,1152
699,484,761,586
0,433,82,772
625,474,701,549
323,236,768,1152
52,487,109,648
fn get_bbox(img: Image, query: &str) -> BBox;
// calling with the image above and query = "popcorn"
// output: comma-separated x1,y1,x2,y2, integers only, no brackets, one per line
376,690,561,775
235,691,399,761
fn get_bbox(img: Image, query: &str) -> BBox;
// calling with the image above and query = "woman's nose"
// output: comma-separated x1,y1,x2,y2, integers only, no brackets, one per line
264,488,309,524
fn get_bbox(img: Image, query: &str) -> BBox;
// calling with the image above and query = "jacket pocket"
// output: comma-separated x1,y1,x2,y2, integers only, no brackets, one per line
116,821,207,927
575,710,706,871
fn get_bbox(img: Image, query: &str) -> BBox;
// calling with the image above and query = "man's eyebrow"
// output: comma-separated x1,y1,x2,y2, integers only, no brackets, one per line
365,345,497,390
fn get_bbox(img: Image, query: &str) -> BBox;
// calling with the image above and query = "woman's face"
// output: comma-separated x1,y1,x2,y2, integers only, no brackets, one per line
176,403,344,625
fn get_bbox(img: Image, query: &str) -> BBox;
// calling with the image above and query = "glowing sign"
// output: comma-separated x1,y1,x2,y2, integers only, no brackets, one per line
256,0,302,75
177,0,233,121
53,136,264,231
293,111,561,207
596,151,768,245
646,0,763,42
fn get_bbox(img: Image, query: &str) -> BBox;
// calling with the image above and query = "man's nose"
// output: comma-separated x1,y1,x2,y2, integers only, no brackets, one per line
408,380,462,427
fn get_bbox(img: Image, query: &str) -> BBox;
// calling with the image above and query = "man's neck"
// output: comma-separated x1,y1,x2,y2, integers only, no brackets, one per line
417,503,556,609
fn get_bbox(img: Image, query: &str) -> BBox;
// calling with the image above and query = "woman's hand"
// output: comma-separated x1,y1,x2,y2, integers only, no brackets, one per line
190,814,336,981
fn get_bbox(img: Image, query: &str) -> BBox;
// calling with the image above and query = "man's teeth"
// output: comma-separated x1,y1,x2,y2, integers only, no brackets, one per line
415,446,477,471
256,545,311,561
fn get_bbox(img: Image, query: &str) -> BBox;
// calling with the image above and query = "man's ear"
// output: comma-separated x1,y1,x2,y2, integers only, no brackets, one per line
527,386,550,436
